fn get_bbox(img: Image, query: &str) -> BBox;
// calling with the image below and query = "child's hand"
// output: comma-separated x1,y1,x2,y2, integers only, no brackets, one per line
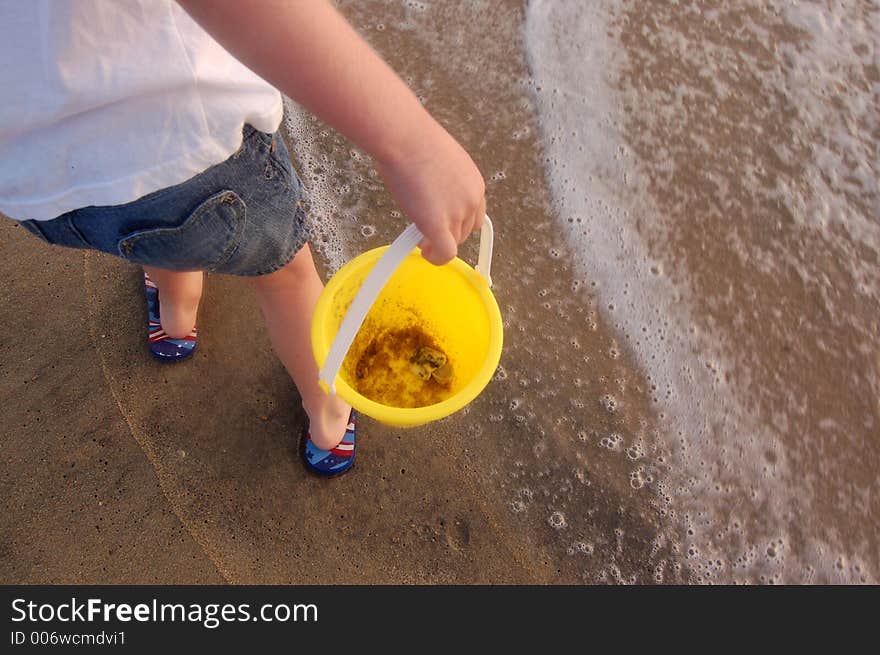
177,0,487,265
376,126,486,265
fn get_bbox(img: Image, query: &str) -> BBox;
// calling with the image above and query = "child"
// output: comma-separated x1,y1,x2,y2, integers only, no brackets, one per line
0,0,486,476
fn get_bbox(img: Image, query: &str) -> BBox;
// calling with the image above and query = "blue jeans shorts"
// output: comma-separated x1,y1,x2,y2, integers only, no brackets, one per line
18,125,309,276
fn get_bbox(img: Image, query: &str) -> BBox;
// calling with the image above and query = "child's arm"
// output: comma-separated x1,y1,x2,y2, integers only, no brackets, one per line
177,0,486,265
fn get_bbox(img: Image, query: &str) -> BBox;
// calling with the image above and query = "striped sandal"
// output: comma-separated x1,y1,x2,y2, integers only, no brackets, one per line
144,272,198,361
303,410,357,477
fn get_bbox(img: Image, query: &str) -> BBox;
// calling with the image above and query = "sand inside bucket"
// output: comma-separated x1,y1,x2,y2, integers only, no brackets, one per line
343,323,454,408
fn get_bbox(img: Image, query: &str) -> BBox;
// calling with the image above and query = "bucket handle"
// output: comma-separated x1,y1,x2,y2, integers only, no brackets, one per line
476,215,494,288
319,215,495,395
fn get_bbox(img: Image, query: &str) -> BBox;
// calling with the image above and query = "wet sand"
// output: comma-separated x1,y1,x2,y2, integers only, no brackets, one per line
1,0,876,584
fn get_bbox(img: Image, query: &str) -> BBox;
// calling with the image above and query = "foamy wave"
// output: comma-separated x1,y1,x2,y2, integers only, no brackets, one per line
282,97,352,273
525,0,877,582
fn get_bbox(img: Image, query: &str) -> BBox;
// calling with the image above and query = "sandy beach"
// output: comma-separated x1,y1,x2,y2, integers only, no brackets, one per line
1,0,876,584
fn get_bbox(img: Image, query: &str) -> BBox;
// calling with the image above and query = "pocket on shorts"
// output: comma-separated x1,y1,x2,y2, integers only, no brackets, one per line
249,127,296,190
117,190,247,271
267,131,294,179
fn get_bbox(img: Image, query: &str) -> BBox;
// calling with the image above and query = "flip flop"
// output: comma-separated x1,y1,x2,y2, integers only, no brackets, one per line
303,410,358,476
144,272,198,361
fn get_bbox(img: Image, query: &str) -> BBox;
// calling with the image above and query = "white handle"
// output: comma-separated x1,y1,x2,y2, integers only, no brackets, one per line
476,216,494,288
318,223,423,394
318,215,495,395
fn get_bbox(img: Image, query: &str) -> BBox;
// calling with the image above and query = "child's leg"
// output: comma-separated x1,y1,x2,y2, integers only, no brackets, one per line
247,244,352,450
142,267,203,339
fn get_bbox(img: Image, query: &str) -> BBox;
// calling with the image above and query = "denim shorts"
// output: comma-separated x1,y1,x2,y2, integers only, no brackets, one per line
18,125,309,276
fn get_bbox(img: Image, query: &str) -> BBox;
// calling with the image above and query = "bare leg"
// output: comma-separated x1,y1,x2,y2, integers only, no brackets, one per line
247,245,351,450
142,267,203,339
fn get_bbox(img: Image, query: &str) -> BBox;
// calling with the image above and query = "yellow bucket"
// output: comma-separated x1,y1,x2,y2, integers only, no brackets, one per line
311,220,502,427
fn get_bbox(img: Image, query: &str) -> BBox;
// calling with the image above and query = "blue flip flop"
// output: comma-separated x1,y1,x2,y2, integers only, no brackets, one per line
303,410,357,476
144,272,198,361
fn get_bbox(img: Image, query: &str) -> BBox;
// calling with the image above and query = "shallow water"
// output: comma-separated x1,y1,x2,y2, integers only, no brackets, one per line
526,0,878,583
290,0,877,583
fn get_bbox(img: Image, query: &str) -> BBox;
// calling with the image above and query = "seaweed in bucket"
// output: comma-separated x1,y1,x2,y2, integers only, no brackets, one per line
410,346,453,384
347,325,454,408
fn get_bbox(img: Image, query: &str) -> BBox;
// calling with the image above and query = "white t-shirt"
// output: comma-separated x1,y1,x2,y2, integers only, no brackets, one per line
0,0,283,221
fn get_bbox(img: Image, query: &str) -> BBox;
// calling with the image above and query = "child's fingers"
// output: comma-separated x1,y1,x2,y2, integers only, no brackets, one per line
458,213,475,244
458,196,485,244
475,196,487,231
469,196,487,238
421,230,458,265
